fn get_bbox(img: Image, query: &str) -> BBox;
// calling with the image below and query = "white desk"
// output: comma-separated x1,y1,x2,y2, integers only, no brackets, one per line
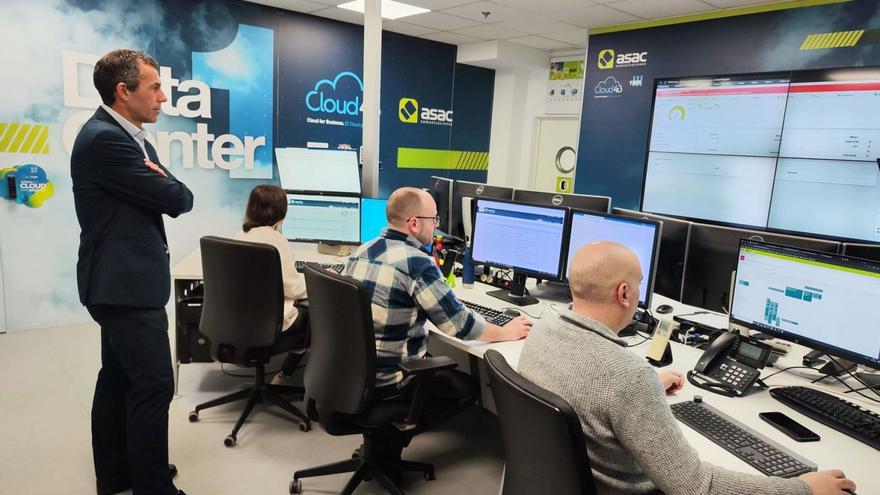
428,285,880,493
172,244,880,492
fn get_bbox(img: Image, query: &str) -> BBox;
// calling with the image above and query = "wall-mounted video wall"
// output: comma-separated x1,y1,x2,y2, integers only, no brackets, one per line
641,66,880,243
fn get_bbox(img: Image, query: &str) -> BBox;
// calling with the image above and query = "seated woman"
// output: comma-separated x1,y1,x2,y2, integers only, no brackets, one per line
236,184,308,384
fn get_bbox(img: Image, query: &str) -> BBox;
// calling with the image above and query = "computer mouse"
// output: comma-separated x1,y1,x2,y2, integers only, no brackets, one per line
656,304,673,314
503,308,521,317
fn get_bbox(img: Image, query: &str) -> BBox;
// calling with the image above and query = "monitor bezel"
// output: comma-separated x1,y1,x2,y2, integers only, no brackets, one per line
284,193,361,245
566,208,663,309
470,197,571,282
730,238,880,370
451,180,515,239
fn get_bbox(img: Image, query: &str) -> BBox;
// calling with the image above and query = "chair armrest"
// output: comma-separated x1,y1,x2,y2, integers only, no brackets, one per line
394,356,459,431
398,356,456,376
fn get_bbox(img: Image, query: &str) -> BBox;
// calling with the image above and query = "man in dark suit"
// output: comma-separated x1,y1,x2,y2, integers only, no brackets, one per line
71,49,193,495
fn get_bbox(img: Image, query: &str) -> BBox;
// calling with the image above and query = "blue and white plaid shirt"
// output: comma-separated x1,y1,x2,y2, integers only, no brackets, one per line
345,228,486,390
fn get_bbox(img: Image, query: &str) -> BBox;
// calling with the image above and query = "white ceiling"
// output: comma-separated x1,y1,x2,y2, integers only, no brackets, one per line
246,0,793,52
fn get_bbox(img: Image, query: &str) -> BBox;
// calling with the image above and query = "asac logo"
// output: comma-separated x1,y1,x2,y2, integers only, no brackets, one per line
598,48,648,69
399,98,419,123
398,97,453,126
597,49,616,69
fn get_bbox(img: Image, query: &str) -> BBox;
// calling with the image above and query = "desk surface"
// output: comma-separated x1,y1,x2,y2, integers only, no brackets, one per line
172,243,880,492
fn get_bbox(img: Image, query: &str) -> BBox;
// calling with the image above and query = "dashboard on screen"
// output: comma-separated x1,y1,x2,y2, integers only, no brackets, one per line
642,68,880,243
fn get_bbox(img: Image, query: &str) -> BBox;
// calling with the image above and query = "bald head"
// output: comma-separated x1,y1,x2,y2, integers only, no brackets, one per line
386,187,432,226
568,241,642,304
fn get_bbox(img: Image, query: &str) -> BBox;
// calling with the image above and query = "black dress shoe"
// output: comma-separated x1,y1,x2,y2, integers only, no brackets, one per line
97,465,177,495
169,463,178,480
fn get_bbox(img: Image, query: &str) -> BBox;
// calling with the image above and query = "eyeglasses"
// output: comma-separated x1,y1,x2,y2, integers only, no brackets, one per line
413,215,440,225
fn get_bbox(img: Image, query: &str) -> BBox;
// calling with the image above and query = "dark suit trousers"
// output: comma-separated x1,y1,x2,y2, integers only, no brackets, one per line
87,305,176,495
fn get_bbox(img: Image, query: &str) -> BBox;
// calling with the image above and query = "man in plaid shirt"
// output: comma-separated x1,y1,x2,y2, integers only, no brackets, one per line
345,187,532,397
345,186,531,476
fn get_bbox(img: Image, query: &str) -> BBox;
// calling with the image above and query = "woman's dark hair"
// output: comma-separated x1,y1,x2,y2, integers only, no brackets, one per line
243,185,288,232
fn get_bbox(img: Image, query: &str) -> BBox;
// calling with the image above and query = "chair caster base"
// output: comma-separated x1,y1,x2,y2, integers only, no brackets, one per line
224,435,236,447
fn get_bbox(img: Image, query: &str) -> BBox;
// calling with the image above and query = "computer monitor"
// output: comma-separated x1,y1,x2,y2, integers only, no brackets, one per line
283,193,360,244
566,210,661,309
842,242,880,263
428,176,453,233
451,181,514,240
513,190,611,213
682,223,840,312
275,147,361,195
360,197,388,243
471,198,569,306
613,208,691,301
730,239,880,371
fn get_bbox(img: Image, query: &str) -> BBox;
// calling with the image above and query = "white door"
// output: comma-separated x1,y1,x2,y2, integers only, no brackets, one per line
530,117,579,193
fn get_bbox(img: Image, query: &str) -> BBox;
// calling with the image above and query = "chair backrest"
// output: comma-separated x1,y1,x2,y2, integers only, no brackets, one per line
199,236,284,364
302,263,376,416
484,349,596,495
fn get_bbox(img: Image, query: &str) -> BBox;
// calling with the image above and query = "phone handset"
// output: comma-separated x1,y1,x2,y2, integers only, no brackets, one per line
688,331,771,397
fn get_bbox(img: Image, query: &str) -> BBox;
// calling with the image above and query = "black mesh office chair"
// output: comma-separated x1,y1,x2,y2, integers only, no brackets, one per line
484,349,597,495
187,236,310,447
289,263,456,495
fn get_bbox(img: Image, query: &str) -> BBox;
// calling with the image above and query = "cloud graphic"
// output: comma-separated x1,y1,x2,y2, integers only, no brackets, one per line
309,71,364,95
594,76,623,95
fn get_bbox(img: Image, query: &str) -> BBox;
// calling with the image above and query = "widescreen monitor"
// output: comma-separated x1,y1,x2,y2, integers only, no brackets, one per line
450,180,514,239
471,198,569,306
730,239,880,370
428,176,453,233
842,242,880,262
682,223,840,312
360,198,388,243
613,208,691,301
513,189,611,213
275,147,361,195
566,210,661,308
283,194,360,244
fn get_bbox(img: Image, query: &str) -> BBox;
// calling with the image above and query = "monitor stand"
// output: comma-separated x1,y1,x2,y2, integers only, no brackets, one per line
486,271,539,307
317,243,352,256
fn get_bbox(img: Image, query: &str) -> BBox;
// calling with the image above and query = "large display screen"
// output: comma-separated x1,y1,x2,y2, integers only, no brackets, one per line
642,68,880,242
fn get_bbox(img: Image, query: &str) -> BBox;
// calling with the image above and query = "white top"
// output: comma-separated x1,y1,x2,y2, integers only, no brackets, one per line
100,104,148,158
235,226,307,330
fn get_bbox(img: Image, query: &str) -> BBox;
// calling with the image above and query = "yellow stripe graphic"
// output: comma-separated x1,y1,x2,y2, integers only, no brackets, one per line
851,29,865,45
33,126,49,154
828,31,845,47
800,34,815,50
0,123,19,152
8,124,32,153
21,125,41,153
842,30,859,46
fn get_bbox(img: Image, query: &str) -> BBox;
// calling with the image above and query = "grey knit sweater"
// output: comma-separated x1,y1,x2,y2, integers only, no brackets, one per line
517,309,813,495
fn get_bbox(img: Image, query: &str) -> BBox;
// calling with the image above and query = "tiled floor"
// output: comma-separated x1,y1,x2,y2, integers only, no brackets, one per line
0,324,505,494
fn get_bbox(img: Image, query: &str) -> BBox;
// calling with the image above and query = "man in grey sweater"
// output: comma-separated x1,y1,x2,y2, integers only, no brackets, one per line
518,241,856,495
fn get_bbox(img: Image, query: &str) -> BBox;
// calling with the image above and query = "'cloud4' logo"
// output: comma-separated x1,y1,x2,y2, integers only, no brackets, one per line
594,77,624,97
598,49,615,69
399,98,419,123
306,71,364,116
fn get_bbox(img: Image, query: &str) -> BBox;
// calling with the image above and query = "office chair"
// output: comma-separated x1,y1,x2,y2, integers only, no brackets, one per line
484,349,597,495
290,263,457,495
188,236,310,447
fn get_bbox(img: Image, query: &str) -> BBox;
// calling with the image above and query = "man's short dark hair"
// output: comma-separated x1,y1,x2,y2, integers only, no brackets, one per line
243,185,288,232
93,49,159,106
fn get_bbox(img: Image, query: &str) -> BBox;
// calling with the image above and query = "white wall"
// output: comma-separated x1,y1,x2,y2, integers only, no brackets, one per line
487,67,549,189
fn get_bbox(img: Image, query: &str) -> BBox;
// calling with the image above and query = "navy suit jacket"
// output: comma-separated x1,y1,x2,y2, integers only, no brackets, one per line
71,107,194,308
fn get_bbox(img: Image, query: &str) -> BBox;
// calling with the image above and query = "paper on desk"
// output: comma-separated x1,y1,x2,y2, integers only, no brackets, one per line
463,340,489,347
676,312,729,331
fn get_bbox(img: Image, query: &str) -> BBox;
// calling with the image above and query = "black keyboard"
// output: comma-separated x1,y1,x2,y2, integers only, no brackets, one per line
294,261,345,274
461,299,513,326
671,399,816,477
770,386,880,450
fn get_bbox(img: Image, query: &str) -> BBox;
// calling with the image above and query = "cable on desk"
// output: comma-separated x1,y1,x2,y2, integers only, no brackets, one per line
626,331,652,347
507,302,549,320
823,354,880,403
760,365,818,382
